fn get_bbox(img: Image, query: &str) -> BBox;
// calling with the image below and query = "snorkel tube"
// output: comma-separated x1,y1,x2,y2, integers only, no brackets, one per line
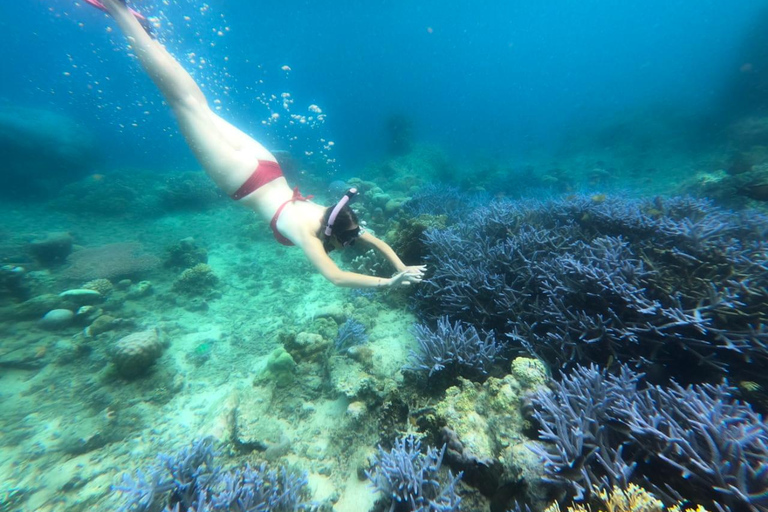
324,188,358,237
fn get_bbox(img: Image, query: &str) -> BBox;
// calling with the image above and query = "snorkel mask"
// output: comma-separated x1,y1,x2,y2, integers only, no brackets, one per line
325,188,360,247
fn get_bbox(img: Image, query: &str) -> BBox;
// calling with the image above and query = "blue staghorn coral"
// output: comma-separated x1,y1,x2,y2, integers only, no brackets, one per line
529,364,642,501
335,318,369,352
529,364,768,512
406,316,505,379
366,435,463,512
113,437,312,512
414,194,768,384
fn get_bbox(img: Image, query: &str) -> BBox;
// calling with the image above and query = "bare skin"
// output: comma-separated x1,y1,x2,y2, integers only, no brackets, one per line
97,0,425,288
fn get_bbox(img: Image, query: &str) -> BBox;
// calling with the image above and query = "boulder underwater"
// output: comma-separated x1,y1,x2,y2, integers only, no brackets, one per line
0,106,97,200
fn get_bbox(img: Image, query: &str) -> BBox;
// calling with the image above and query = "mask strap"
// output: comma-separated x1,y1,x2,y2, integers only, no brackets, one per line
324,188,358,237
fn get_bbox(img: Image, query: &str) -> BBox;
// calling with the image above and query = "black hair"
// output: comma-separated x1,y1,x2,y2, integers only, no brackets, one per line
321,205,359,252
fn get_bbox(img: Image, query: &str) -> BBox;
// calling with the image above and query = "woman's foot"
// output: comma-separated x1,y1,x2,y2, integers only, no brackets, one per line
83,0,124,15
83,0,153,34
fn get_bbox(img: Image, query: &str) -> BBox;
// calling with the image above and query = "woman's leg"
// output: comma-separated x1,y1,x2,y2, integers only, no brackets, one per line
100,0,273,193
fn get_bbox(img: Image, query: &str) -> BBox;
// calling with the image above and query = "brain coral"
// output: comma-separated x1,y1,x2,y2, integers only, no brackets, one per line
110,328,165,378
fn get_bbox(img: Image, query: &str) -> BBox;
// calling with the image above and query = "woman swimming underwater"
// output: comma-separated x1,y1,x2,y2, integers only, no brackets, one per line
82,0,426,288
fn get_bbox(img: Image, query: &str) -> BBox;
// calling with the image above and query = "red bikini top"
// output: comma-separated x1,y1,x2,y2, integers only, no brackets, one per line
270,187,314,246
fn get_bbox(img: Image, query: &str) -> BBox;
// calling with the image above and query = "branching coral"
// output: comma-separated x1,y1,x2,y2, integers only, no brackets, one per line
406,316,505,379
614,381,768,512
113,438,312,512
529,364,639,500
529,364,768,512
366,435,463,512
414,194,768,383
335,318,368,352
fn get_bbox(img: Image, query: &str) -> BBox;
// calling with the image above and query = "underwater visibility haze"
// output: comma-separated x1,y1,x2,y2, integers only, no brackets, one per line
1,1,768,511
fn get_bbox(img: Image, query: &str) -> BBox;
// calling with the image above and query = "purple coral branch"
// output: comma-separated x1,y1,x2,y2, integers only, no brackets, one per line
531,364,768,511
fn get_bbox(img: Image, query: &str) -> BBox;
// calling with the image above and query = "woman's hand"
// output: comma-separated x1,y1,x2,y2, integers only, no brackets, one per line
389,265,427,287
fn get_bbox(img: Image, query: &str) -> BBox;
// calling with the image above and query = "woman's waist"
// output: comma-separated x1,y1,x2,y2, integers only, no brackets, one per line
239,177,293,220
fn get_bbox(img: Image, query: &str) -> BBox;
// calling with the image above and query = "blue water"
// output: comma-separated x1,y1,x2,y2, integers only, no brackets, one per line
3,3,768,511
3,0,767,175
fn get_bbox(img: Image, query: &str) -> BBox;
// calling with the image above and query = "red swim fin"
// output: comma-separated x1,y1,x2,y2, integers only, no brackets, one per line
82,0,154,35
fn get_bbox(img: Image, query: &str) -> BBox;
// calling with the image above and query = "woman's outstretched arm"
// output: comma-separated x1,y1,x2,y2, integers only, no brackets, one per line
357,231,427,275
300,237,423,288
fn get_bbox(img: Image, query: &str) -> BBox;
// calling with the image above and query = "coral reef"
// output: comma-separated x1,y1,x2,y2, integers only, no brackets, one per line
164,238,208,269
360,145,458,191
685,161,768,206
0,264,31,303
283,331,332,364
12,293,63,319
387,214,448,268
49,168,224,218
158,171,224,211
27,232,73,266
114,437,311,512
529,363,767,511
513,484,710,512
335,318,368,352
39,308,75,330
365,435,463,512
733,163,768,201
529,364,639,501
402,184,486,222
407,316,505,380
615,380,768,512
110,328,165,378
172,264,219,296
82,278,114,296
52,173,156,217
261,347,297,386
421,358,548,505
85,314,124,337
414,194,768,385
62,242,160,282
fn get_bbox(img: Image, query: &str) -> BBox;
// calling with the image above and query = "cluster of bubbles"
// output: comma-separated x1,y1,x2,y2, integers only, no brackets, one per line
257,89,336,168
43,1,232,140
46,1,336,173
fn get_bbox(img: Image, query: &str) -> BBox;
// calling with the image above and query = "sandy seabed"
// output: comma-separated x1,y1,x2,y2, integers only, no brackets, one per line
0,200,414,512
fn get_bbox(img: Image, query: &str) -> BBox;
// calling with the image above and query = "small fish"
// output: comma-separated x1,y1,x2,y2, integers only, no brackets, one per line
740,182,768,202
553,446,598,480
604,418,632,435
740,381,762,392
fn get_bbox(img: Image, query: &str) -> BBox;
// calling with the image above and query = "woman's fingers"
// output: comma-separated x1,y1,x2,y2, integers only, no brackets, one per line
404,265,426,277
391,267,425,287
406,272,423,283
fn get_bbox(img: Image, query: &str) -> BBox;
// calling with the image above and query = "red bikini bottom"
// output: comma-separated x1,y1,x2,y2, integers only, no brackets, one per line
229,160,284,200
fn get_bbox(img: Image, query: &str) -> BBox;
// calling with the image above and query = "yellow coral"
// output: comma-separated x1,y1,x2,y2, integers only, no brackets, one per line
543,485,710,512
510,357,549,388
595,484,663,512
668,506,710,512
